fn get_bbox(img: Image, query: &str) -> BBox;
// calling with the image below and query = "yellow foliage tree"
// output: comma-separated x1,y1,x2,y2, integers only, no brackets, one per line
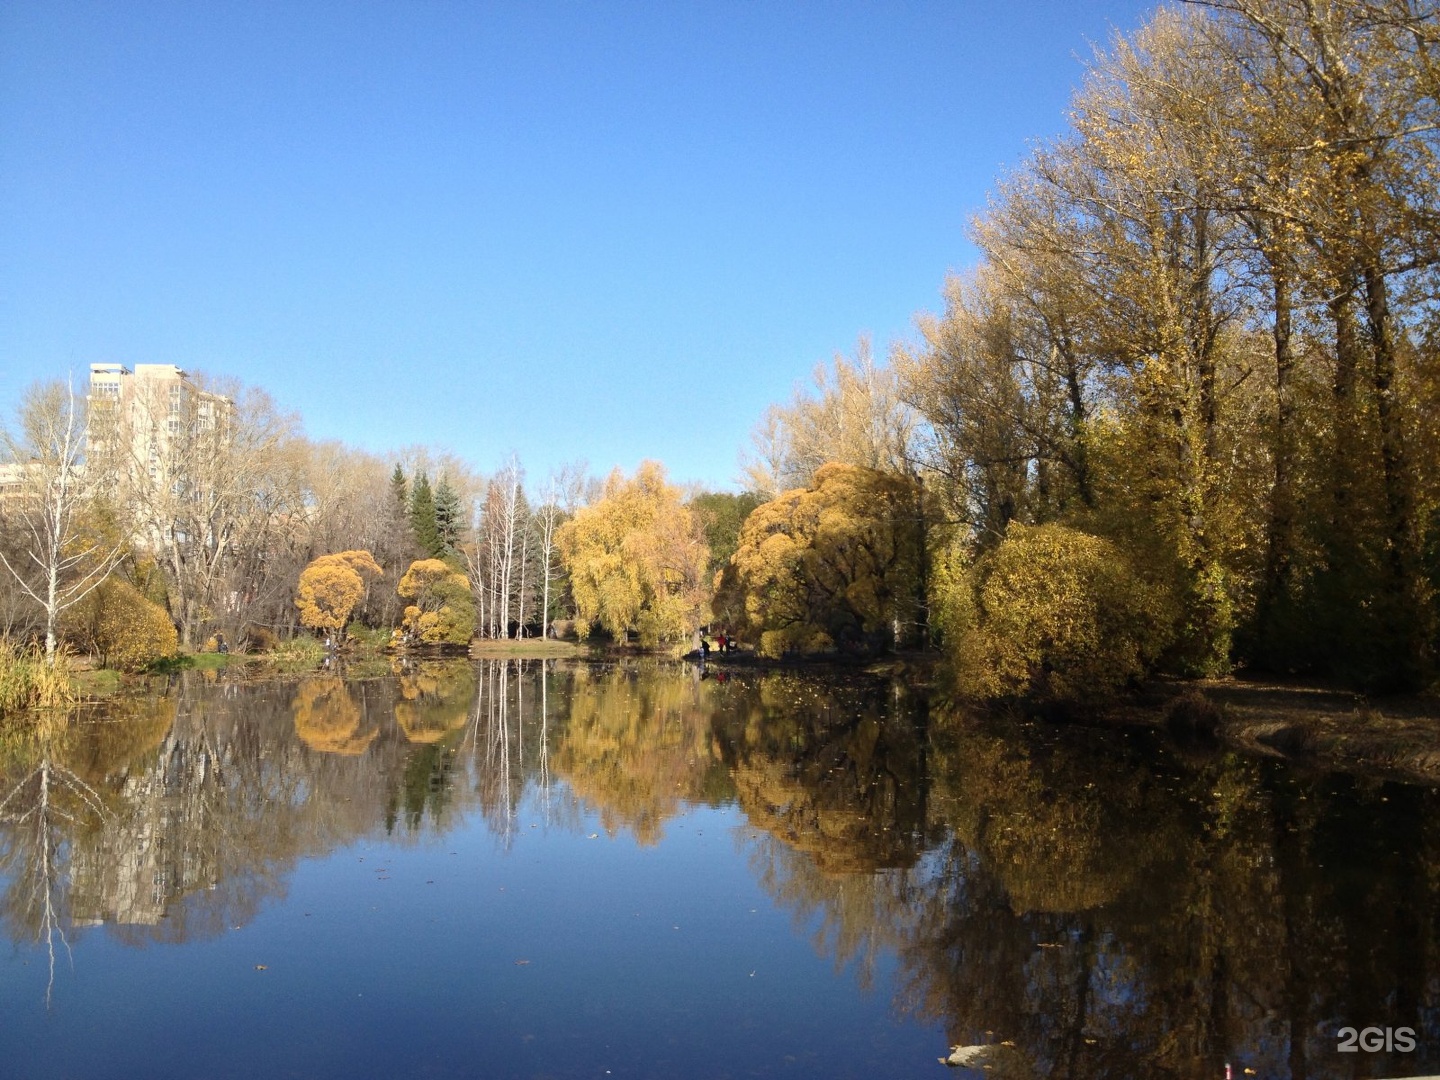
397,559,475,645
294,550,383,634
944,522,1168,701
719,463,925,657
65,577,178,672
555,461,710,647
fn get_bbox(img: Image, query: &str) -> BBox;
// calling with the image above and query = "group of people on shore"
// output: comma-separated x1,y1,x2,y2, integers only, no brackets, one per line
699,631,736,660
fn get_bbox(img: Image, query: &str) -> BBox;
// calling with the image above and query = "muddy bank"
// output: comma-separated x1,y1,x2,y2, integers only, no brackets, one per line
1123,677,1440,785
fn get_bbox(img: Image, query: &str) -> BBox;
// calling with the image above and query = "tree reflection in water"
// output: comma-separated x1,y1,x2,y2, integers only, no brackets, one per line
0,661,1434,1079
0,714,106,1005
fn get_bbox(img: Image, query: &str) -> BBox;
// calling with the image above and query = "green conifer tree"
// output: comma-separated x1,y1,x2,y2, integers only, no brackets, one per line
434,475,462,556
409,472,442,558
390,464,408,515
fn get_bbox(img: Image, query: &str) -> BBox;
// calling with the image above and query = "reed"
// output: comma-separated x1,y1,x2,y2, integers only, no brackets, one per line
267,634,327,672
0,639,78,719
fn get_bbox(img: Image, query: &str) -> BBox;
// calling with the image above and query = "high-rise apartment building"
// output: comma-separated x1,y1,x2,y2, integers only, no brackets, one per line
87,363,230,487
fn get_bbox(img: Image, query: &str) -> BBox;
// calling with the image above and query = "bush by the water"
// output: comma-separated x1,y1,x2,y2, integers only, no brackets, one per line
943,523,1167,702
269,635,327,671
66,578,179,672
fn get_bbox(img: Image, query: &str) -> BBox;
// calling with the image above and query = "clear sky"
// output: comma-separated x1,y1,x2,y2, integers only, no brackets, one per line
0,0,1156,492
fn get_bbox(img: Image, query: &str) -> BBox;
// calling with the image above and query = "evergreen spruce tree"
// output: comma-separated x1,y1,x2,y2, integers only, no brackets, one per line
390,464,408,516
434,475,462,556
409,471,442,558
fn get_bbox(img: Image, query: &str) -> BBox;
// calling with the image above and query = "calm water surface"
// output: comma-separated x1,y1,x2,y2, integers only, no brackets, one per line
0,659,1436,1079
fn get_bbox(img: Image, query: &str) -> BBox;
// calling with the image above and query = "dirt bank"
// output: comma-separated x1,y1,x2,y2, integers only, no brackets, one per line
1131,677,1440,785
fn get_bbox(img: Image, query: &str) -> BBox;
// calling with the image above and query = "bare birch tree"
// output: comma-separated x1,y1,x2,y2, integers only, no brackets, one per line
535,474,563,640
0,380,126,661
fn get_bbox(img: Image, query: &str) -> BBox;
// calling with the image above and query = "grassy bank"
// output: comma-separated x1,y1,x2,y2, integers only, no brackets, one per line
469,638,591,659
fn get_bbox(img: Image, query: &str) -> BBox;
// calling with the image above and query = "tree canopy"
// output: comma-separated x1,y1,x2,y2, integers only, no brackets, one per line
556,461,710,647
397,558,475,645
717,463,926,657
294,550,383,634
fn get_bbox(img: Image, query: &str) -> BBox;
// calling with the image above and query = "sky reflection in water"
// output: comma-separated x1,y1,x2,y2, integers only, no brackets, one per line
0,659,1437,1080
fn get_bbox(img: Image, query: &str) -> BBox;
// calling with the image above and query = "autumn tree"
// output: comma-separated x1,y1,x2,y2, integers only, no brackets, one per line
532,469,577,641
294,550,383,635
899,268,1092,546
1191,0,1440,684
87,371,303,648
742,339,917,498
397,558,475,645
555,461,710,648
891,2,1440,687
718,463,926,657
941,523,1168,702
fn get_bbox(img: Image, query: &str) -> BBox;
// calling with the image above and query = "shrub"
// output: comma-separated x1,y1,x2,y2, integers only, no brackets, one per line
947,523,1168,701
243,624,278,653
67,579,178,672
269,635,326,672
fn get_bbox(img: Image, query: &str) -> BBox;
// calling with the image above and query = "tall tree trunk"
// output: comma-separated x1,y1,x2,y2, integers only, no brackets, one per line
1256,255,1297,662
1362,260,1427,683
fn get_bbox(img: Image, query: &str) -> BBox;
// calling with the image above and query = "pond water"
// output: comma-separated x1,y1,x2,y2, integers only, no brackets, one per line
0,659,1437,1080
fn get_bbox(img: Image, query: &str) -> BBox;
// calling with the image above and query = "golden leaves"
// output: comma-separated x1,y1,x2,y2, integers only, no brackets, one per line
555,462,711,648
397,560,474,645
724,463,924,657
295,550,383,633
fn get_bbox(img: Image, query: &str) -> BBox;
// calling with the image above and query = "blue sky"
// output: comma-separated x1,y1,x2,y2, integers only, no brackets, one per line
0,0,1155,491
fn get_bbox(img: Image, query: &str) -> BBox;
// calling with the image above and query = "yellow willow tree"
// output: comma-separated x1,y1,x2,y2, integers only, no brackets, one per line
294,550,382,635
555,461,710,648
717,463,926,657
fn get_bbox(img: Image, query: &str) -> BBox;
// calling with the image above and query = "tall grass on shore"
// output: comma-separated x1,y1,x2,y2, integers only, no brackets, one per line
0,640,77,719
267,634,327,673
